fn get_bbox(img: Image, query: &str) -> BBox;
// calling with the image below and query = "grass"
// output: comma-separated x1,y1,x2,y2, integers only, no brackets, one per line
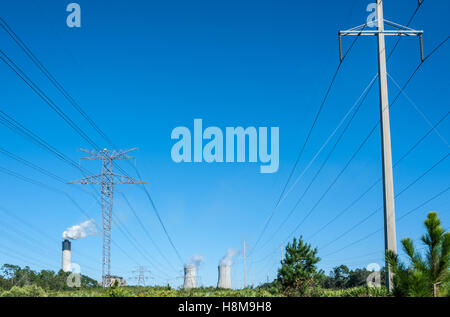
0,285,389,297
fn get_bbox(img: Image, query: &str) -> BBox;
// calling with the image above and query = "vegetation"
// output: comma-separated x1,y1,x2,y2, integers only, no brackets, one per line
319,265,385,289
0,212,447,297
0,264,97,291
386,211,450,297
276,236,321,296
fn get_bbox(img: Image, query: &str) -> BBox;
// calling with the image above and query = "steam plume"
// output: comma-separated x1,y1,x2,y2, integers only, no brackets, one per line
219,249,238,266
62,219,97,240
186,255,204,268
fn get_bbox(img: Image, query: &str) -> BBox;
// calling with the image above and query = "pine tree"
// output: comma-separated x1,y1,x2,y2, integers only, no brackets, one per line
277,236,320,295
386,211,450,297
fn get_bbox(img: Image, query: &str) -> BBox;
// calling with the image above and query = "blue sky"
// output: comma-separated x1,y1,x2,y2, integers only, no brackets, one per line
0,0,448,288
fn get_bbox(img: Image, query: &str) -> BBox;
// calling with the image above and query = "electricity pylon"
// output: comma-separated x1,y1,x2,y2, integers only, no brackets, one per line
69,148,145,287
131,266,151,286
338,0,424,291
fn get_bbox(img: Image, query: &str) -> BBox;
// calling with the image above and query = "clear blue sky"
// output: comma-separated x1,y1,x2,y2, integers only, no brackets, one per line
0,0,448,288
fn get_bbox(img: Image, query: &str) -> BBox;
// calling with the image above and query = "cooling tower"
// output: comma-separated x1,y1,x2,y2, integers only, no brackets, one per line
183,265,197,289
62,239,71,272
217,265,232,289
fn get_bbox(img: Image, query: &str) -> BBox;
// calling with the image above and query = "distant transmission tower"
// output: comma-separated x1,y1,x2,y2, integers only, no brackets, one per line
69,148,145,287
131,266,151,286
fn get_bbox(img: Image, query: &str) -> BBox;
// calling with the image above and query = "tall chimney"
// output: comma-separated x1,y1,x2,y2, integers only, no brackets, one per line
217,265,232,289
183,265,197,289
62,239,71,272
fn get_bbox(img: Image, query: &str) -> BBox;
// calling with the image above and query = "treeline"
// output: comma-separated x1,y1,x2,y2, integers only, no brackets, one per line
319,265,385,289
0,264,98,291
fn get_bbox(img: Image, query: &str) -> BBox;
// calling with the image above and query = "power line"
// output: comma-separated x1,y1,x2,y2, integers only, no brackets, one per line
134,168,184,265
0,111,178,279
321,185,449,258
0,205,104,269
0,163,158,276
0,18,184,267
387,72,449,148
251,2,427,256
307,111,449,240
0,48,179,274
0,110,94,175
250,21,367,256
0,50,100,150
259,74,378,249
119,191,178,272
251,16,444,267
319,152,449,251
283,35,450,245
0,16,116,148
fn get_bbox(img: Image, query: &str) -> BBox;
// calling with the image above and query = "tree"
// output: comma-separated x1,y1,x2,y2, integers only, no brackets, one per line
331,265,350,288
347,268,373,288
0,264,100,291
277,236,320,296
320,266,378,289
386,211,450,297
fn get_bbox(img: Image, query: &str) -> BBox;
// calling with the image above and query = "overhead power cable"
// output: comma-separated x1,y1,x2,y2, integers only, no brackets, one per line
0,17,184,266
319,152,449,251
283,35,450,244
321,186,450,258
307,111,449,240
252,2,427,255
250,22,367,255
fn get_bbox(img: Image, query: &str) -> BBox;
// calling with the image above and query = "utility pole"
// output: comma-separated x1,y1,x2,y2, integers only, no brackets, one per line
338,0,423,292
243,240,247,288
69,148,145,287
280,242,283,263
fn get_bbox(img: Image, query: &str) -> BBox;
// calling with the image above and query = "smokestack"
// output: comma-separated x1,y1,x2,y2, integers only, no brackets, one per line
62,239,71,272
183,265,197,289
217,265,232,289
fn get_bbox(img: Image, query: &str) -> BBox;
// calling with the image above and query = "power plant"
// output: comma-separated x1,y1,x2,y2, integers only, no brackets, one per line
217,265,232,289
183,265,197,289
62,239,71,272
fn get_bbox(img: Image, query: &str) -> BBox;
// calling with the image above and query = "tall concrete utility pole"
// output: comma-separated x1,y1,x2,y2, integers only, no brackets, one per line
243,240,247,288
280,242,283,263
338,0,423,292
69,148,145,287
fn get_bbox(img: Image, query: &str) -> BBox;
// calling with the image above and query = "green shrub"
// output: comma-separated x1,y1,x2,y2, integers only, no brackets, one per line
316,286,389,297
1,285,48,297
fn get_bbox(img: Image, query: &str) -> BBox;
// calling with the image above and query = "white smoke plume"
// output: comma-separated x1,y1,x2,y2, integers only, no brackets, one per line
62,219,98,240
219,248,238,266
186,255,204,268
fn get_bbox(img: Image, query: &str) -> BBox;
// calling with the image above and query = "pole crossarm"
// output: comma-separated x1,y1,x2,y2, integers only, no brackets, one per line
339,19,424,62
79,148,138,160
340,30,422,36
340,19,423,36
68,173,146,185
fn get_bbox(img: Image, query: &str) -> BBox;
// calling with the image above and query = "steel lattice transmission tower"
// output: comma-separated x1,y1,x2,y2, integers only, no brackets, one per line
69,148,145,287
131,266,151,286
